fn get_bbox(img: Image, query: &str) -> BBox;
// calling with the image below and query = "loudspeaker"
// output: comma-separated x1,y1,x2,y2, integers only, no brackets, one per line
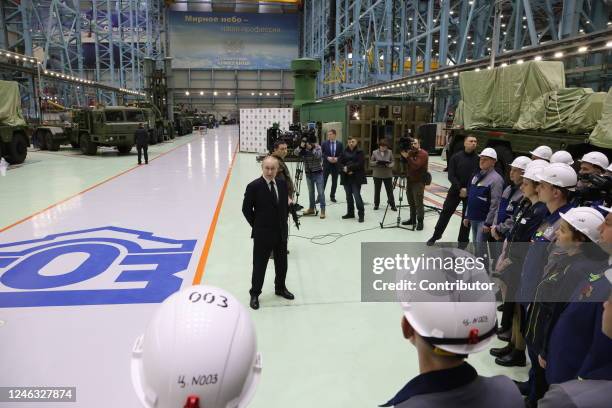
418,123,437,153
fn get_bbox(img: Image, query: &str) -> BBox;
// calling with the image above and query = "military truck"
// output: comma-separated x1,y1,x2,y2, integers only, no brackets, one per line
173,111,192,136
0,80,30,164
136,102,174,143
73,106,145,155
34,111,79,151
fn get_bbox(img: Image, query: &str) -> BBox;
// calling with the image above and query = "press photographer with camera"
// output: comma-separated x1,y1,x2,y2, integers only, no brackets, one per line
400,136,429,230
370,139,397,211
573,151,611,211
294,134,326,219
340,137,367,222
271,140,295,200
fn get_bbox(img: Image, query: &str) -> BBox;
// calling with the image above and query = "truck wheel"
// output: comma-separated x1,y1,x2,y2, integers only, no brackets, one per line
4,132,28,164
117,145,133,155
37,130,48,150
46,131,60,151
169,126,175,139
149,130,157,145
70,142,80,149
80,134,97,155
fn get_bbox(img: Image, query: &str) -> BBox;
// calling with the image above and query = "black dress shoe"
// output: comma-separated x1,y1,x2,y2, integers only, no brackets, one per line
401,219,415,226
497,304,504,311
250,295,259,310
390,206,397,211
373,206,379,210
342,214,355,219
416,221,423,231
497,329,511,342
358,216,364,223
490,343,513,358
275,288,294,300
495,349,526,367
426,237,436,246
330,197,337,203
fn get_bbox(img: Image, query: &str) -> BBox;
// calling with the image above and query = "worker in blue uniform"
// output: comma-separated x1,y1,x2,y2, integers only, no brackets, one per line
491,162,549,368
463,147,504,265
538,204,612,407
381,250,523,408
525,207,608,404
516,162,577,405
490,156,530,344
543,205,612,383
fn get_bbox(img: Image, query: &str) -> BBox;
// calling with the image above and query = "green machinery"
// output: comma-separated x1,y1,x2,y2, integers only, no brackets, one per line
0,80,30,164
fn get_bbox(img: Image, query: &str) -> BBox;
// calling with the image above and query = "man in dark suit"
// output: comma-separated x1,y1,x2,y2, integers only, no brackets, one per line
242,156,294,310
134,123,149,165
321,129,343,202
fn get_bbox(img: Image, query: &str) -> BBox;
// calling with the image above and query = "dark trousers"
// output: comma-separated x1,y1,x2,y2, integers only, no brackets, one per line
406,180,425,222
250,234,287,296
344,182,364,216
500,301,514,331
431,190,470,243
373,177,395,208
527,346,549,404
137,144,148,164
323,164,339,198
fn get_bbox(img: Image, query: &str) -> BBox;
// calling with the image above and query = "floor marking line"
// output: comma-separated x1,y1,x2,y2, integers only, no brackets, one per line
192,144,240,285
0,135,199,234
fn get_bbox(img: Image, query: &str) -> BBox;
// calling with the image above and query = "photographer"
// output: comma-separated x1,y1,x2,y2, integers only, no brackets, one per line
294,135,326,219
271,141,295,200
574,151,610,211
340,137,367,222
400,137,429,230
370,139,396,211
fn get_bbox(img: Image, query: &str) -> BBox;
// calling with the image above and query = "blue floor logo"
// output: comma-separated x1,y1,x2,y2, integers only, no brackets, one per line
0,227,198,308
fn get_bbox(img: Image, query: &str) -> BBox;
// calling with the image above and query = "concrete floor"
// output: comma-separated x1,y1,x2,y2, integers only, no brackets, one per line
0,126,527,407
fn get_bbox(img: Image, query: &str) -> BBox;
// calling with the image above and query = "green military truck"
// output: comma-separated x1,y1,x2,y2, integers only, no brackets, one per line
173,111,193,136
137,102,174,143
0,80,30,164
74,106,145,155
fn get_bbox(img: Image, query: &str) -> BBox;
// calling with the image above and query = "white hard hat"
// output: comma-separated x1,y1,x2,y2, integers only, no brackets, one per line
550,150,574,166
398,248,497,356
131,285,261,408
479,147,497,160
536,162,577,190
580,151,610,170
523,162,548,182
530,145,553,161
525,159,549,171
560,207,605,242
510,156,531,171
607,163,612,173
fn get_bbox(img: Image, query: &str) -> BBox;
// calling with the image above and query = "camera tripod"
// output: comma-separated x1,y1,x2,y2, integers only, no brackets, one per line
379,175,442,231
291,159,318,216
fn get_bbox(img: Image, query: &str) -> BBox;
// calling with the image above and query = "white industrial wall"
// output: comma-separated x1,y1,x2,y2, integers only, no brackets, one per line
239,108,293,153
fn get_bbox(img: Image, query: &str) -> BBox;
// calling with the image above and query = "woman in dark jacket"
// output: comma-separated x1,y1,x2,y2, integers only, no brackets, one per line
340,137,367,222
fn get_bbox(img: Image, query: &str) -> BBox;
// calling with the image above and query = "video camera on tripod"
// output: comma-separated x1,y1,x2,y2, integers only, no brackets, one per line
266,123,317,154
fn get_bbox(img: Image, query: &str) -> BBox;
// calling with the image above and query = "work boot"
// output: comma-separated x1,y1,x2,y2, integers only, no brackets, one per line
320,210,326,219
495,349,527,367
303,208,315,216
358,215,364,223
342,213,355,219
416,220,424,231
489,343,513,358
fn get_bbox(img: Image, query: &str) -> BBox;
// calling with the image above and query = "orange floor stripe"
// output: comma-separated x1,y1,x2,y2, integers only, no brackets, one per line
192,145,240,284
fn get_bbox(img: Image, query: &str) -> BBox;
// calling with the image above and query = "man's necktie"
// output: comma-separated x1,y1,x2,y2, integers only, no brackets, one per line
331,142,335,157
270,181,278,203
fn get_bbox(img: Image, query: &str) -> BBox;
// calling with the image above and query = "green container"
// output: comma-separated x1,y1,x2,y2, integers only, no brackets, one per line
291,58,321,108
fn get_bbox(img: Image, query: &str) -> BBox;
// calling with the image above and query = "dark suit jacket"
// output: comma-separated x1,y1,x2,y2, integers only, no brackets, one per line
134,128,149,146
321,140,344,169
242,177,289,241
339,147,367,185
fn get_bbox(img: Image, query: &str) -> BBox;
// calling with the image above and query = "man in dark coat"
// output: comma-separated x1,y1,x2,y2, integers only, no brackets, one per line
242,156,294,310
134,123,149,165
